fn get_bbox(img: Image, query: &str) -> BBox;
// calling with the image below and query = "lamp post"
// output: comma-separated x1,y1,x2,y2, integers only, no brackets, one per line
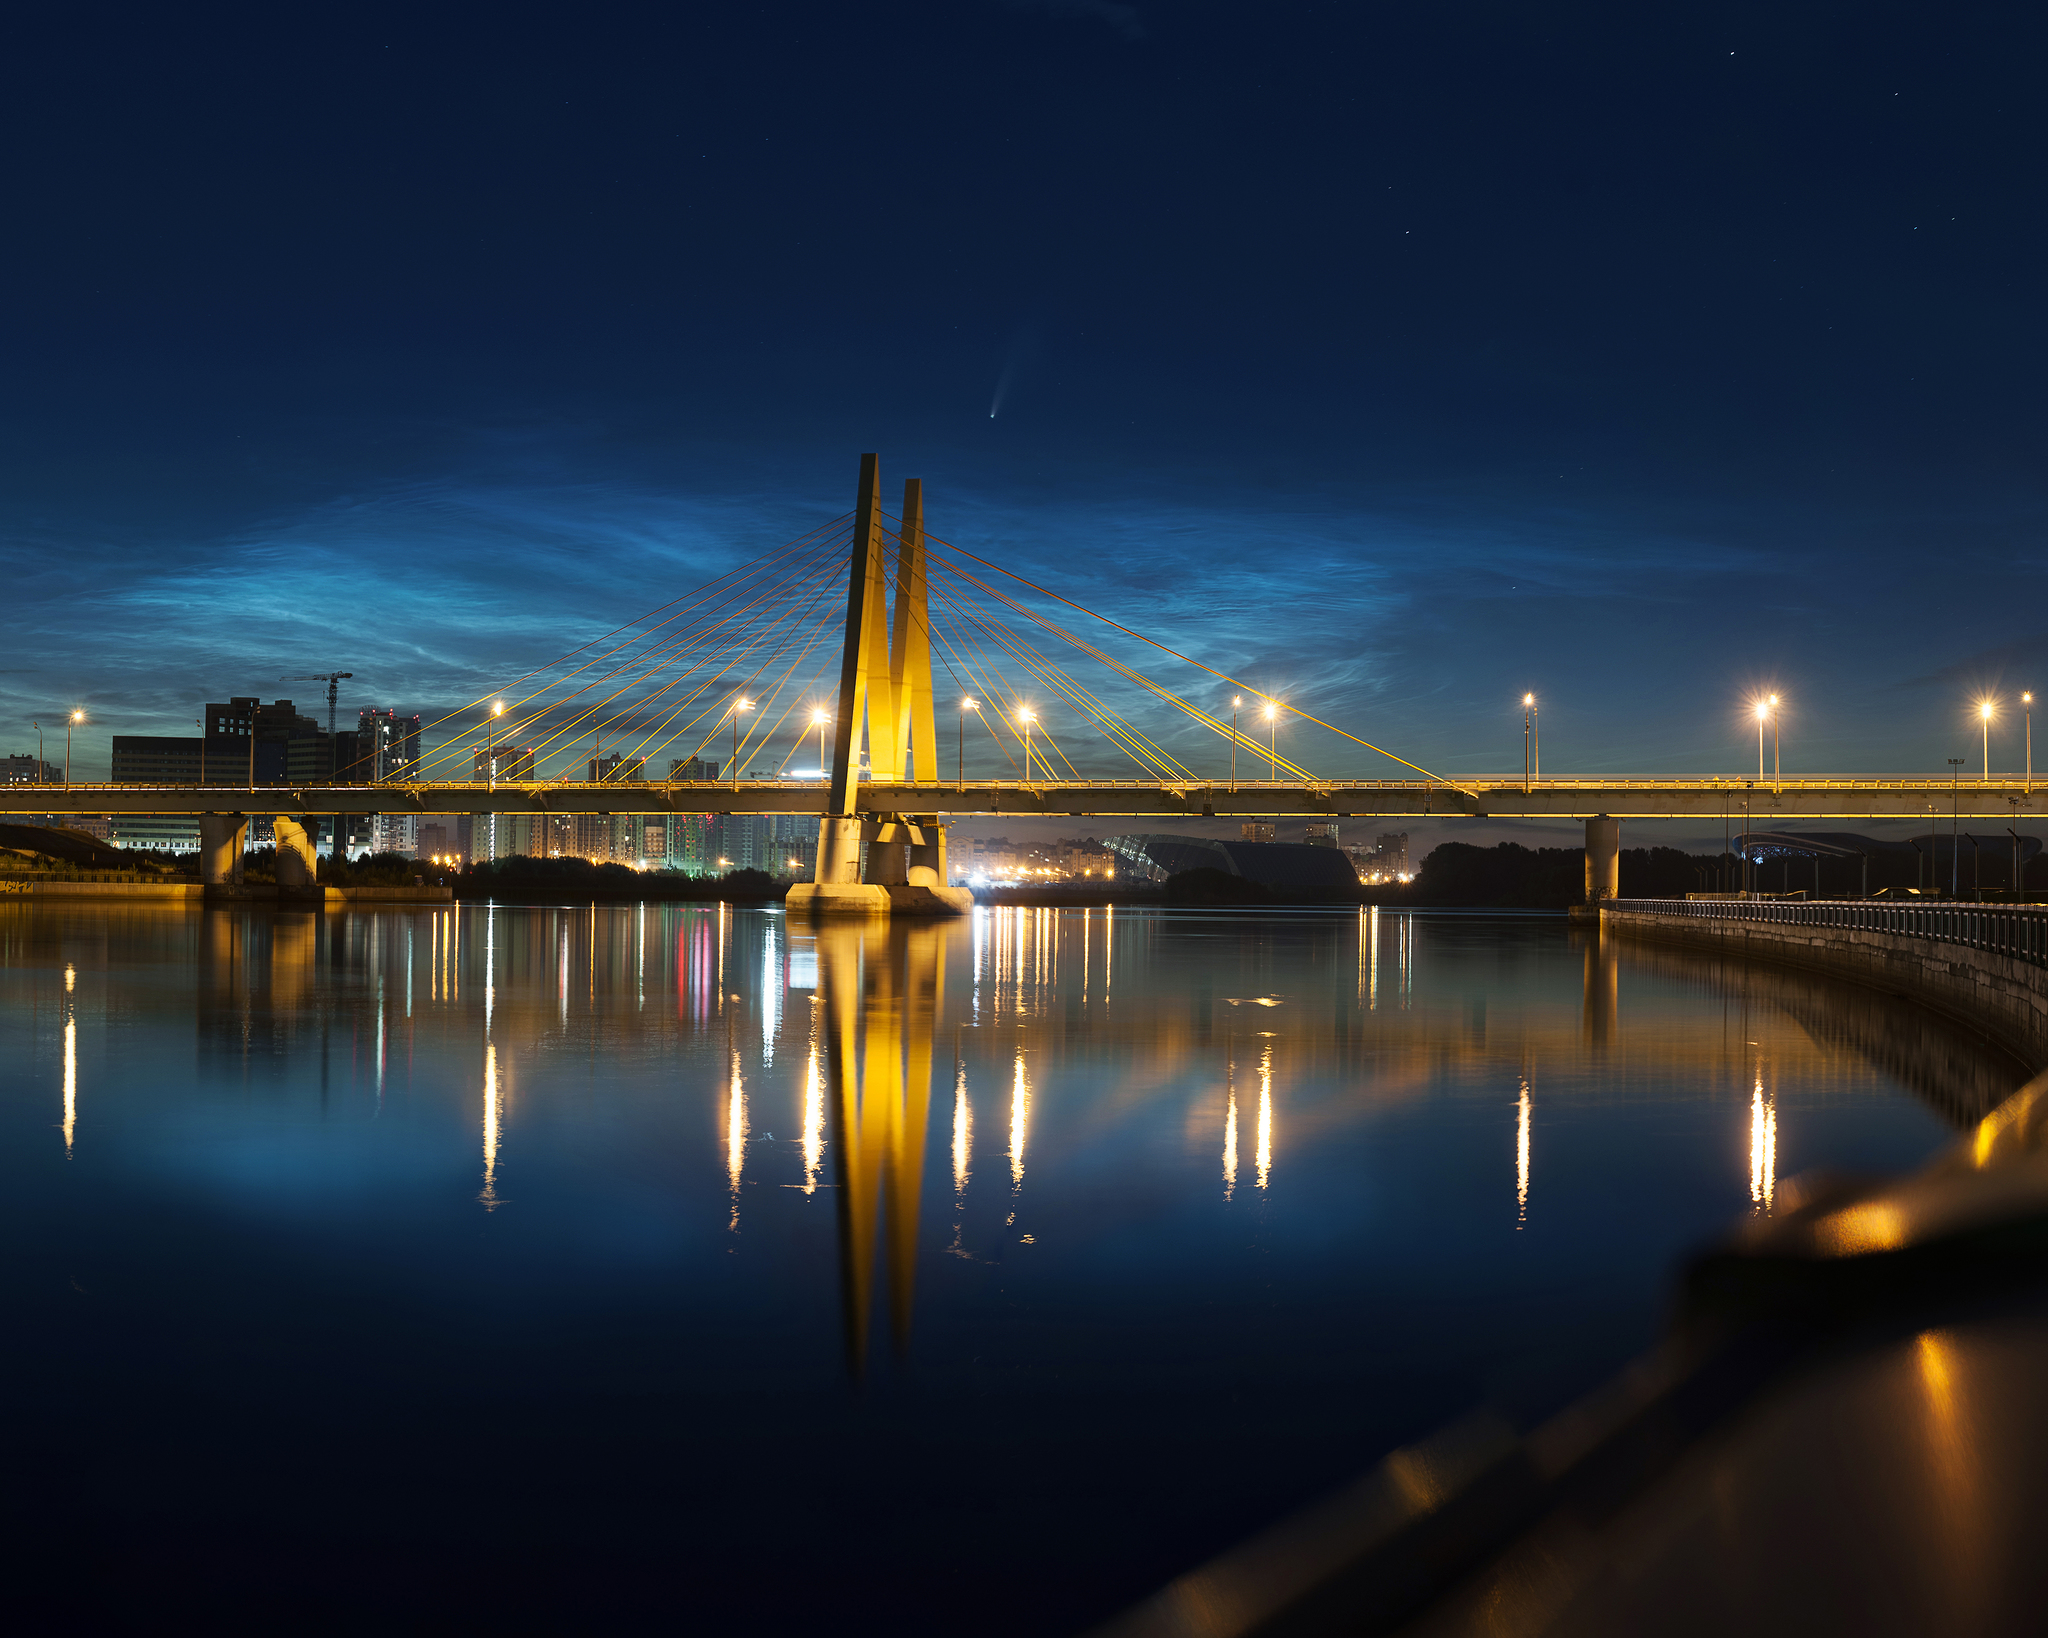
1522,694,1535,793
1981,699,1995,779
730,697,753,791
66,709,83,785
1755,698,1770,782
959,698,978,788
486,701,504,791
196,716,206,786
1770,695,1780,783
32,721,43,783
812,707,830,781
1265,700,1280,781
1019,708,1036,786
1232,696,1241,793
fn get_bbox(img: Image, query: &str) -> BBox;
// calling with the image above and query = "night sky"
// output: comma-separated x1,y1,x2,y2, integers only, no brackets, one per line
7,3,2046,849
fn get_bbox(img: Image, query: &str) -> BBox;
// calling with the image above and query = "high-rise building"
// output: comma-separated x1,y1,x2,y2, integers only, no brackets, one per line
1241,822,1276,844
1304,823,1339,848
357,710,422,782
6,754,61,784
205,698,326,784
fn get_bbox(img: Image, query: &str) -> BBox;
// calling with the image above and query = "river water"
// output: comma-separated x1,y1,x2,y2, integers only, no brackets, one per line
0,903,2017,1632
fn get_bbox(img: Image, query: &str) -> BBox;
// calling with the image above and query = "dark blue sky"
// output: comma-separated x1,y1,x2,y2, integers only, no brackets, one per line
7,1,2047,839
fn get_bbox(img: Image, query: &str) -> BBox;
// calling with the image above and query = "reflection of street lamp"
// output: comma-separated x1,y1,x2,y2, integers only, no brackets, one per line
811,706,830,780
66,709,84,785
1265,700,1280,781
729,697,753,791
959,697,978,787
1980,698,1996,779
1019,708,1036,786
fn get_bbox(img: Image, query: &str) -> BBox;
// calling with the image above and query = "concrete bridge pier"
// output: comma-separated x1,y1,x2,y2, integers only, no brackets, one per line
1585,816,1621,902
274,818,319,888
199,814,247,886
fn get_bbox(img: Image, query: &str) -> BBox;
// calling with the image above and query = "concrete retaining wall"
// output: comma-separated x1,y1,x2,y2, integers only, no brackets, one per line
1603,904,2048,1072
1,880,205,900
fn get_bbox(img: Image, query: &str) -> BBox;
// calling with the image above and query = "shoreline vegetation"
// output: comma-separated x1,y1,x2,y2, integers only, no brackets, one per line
0,834,1967,907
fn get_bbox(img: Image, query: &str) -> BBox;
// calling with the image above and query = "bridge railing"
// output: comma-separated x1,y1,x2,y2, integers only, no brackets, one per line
1607,897,2048,971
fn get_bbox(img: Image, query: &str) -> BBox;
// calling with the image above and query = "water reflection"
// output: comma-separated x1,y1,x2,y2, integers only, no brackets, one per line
479,1042,502,1211
1516,1076,1531,1226
62,962,76,1157
1750,1078,1778,1210
8,901,2028,1381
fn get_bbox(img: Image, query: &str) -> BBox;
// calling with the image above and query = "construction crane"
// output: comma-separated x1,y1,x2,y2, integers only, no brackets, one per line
278,672,354,743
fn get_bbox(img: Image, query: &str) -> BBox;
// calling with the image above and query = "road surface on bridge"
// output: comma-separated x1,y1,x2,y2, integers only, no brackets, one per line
4,776,2042,821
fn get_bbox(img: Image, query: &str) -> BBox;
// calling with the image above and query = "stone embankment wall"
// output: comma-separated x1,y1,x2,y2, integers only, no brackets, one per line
1602,903,2048,1072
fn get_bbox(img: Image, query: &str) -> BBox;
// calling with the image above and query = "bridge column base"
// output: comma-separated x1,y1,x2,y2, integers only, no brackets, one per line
792,815,971,916
1585,816,1620,902
275,818,318,887
199,814,247,886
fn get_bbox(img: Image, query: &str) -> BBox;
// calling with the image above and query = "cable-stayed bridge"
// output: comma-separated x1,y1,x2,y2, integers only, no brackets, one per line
11,454,2046,908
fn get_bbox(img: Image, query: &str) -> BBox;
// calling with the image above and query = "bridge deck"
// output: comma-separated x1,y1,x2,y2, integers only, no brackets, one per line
2,777,2042,820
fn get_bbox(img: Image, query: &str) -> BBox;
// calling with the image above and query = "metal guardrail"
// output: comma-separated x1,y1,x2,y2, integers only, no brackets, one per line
1607,896,2048,970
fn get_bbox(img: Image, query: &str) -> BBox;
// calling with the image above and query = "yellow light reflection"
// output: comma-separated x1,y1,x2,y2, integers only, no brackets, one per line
1010,1051,1030,1189
802,1042,823,1195
1749,1081,1777,1209
1516,1077,1531,1227
953,1063,972,1197
62,1013,77,1158
478,1042,501,1211
1223,1062,1238,1203
727,1048,746,1231
1256,1043,1273,1191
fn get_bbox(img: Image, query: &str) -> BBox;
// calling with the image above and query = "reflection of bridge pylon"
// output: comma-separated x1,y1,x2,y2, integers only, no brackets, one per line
788,456,974,917
819,919,949,1373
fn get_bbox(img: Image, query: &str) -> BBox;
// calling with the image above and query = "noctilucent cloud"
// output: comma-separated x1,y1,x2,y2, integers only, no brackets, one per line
5,2,2046,851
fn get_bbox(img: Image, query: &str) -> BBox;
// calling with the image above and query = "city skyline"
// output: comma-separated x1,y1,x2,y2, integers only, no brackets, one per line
5,5,2048,810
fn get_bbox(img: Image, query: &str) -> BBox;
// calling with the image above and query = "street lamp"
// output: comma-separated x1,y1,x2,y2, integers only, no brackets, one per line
1265,700,1280,781
1980,698,1996,779
486,701,505,791
31,721,43,784
959,697,979,787
811,706,830,781
1754,698,1771,782
730,697,753,790
1522,693,1536,792
1019,708,1036,786
66,709,84,785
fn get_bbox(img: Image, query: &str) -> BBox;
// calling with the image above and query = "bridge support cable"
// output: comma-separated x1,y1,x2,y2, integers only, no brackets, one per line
921,575,1192,782
917,529,1456,787
511,532,847,779
411,512,853,760
414,527,848,782
929,554,1323,782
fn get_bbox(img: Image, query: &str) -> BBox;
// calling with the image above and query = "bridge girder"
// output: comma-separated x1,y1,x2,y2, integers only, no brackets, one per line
5,780,2043,821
